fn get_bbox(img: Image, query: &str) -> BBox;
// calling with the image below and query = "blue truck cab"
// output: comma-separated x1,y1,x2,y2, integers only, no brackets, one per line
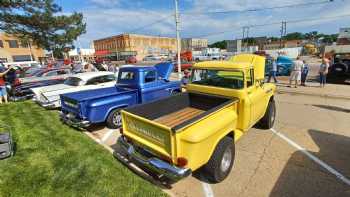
60,63,181,129
265,56,293,76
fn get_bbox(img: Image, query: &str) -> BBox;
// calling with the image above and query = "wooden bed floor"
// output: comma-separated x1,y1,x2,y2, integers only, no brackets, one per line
153,107,205,128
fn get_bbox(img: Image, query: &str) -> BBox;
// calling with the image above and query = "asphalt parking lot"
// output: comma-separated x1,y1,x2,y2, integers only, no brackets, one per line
86,91,350,197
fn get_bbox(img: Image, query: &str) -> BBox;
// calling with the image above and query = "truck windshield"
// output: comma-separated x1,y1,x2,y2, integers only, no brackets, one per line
64,77,83,86
190,69,244,89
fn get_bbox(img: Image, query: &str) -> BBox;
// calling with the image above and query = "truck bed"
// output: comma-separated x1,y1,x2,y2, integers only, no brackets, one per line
124,92,237,131
154,107,205,127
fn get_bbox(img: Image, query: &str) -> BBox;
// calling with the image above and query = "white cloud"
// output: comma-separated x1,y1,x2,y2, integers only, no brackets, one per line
76,0,350,47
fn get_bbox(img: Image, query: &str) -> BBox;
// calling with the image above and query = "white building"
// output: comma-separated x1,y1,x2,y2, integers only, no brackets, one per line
68,48,95,61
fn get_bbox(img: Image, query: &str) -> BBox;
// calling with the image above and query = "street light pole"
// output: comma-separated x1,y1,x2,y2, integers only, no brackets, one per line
174,0,182,79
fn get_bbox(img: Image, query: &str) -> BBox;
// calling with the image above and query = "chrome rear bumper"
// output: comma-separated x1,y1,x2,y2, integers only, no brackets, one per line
114,136,191,183
59,112,90,128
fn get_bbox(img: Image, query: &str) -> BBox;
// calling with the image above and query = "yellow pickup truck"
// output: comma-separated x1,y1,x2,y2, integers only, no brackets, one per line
114,54,276,183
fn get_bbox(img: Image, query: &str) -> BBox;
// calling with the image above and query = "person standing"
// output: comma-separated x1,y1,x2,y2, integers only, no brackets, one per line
289,56,303,88
0,65,14,104
301,60,309,86
267,57,278,83
319,58,330,88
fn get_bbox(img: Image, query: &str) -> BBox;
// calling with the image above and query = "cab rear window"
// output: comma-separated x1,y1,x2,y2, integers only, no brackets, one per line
120,72,135,80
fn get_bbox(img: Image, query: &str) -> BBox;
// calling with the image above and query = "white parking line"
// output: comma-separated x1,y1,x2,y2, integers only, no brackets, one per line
200,175,214,197
270,128,350,186
101,129,115,143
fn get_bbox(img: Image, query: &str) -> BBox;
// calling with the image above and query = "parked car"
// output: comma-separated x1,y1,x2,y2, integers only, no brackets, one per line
327,52,350,84
60,63,181,129
32,71,118,109
143,55,162,61
174,61,193,72
8,68,72,101
265,56,293,76
115,54,276,184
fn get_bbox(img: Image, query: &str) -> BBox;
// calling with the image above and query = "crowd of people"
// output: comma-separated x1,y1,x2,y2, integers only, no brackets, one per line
267,56,330,88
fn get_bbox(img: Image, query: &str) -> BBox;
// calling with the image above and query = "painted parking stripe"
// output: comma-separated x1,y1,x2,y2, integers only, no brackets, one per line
101,130,115,143
200,175,214,197
270,128,350,186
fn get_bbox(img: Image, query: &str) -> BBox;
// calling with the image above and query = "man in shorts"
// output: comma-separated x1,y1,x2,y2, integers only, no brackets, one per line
289,56,304,88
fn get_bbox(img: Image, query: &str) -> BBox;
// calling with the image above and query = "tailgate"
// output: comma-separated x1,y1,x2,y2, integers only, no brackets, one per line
121,110,174,158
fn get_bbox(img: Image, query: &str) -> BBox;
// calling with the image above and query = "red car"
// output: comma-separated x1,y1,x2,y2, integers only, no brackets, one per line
174,61,193,72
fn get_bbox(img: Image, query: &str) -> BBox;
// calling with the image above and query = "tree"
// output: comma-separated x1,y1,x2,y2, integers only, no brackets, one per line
0,0,86,57
209,40,227,49
283,32,305,40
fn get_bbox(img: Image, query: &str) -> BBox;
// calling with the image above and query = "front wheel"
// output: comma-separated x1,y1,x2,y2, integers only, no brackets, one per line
258,99,276,129
106,109,122,129
202,136,235,183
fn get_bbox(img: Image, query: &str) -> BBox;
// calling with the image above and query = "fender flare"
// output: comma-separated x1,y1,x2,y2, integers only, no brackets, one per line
104,104,129,121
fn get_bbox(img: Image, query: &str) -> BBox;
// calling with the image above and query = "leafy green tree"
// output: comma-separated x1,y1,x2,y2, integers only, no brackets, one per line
0,0,86,57
209,40,227,49
283,32,305,40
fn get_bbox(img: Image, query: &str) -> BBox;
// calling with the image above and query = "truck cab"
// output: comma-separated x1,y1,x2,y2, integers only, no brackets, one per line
60,63,181,129
115,54,276,184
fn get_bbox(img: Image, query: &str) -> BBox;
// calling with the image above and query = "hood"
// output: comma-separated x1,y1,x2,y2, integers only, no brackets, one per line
154,62,174,80
277,56,293,64
39,84,72,94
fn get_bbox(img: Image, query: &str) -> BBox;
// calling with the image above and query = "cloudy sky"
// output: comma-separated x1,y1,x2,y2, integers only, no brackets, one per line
55,0,350,48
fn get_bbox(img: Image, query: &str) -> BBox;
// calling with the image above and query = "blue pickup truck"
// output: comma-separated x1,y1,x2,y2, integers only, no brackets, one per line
60,63,181,129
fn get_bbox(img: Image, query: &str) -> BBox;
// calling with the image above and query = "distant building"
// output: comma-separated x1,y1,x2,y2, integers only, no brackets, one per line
181,38,208,51
68,48,95,62
93,34,177,61
263,40,303,50
0,33,45,62
337,28,350,45
226,40,242,53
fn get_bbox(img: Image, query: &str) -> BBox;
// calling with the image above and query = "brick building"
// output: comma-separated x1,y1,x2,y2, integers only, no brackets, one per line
93,34,177,60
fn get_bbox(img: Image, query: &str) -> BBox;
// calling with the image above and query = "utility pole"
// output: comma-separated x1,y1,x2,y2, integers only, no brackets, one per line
280,21,287,49
174,0,182,79
242,26,250,52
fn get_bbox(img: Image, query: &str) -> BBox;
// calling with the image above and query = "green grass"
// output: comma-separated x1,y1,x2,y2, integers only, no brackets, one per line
0,101,165,197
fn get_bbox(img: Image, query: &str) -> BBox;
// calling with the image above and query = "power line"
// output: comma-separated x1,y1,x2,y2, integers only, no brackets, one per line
181,0,335,15
127,14,174,34
189,13,350,38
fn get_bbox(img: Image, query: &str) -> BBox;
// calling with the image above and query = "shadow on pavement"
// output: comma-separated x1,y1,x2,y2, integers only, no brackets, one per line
270,129,350,197
312,105,350,113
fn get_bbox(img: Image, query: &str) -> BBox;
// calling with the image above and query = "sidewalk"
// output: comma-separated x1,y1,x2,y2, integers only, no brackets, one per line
275,78,350,99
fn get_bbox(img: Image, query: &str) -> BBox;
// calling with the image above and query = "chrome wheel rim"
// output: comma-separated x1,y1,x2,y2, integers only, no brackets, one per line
221,147,232,172
113,112,122,127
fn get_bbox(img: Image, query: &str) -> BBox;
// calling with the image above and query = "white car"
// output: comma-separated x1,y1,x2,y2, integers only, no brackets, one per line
31,71,117,109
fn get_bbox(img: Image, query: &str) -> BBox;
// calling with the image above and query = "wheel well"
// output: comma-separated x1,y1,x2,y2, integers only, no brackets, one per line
225,131,234,140
105,105,127,121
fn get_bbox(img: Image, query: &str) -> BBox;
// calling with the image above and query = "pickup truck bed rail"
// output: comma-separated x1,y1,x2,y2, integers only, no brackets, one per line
124,92,238,131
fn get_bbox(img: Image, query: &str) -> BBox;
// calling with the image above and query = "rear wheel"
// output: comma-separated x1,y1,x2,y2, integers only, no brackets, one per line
258,99,276,129
106,109,122,129
202,136,235,183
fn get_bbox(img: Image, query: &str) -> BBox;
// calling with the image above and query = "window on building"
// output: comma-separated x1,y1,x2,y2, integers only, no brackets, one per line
12,55,31,62
6,40,19,48
0,40,3,48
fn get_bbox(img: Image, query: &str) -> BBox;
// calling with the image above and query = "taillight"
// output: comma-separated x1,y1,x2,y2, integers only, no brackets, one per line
176,157,188,167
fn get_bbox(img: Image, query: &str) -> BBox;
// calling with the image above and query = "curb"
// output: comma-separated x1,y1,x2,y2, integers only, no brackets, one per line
277,89,350,100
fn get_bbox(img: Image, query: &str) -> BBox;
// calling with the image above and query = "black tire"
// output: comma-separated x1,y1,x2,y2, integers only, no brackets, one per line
258,99,276,129
331,63,348,74
106,109,122,129
202,136,235,183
